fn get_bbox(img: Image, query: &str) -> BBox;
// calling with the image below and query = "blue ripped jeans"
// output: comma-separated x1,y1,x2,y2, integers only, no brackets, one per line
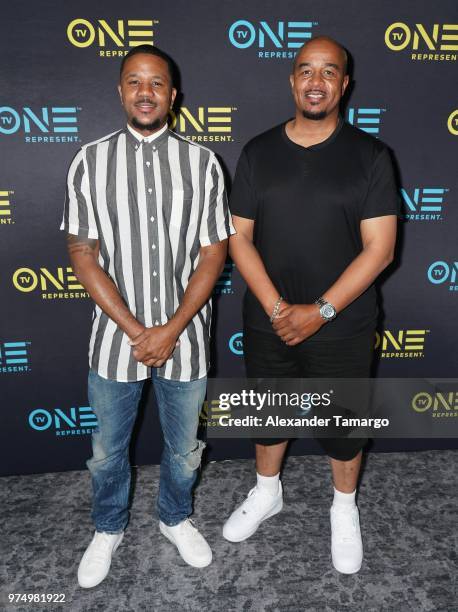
87,369,207,532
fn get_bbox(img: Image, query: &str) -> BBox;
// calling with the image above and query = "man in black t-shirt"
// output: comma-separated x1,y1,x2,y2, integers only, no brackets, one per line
223,37,399,574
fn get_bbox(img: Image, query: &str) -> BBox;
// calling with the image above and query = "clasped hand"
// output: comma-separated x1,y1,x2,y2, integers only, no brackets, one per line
129,324,180,367
272,303,324,346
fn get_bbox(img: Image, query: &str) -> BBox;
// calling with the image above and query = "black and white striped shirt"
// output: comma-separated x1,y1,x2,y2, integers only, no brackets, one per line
61,124,234,382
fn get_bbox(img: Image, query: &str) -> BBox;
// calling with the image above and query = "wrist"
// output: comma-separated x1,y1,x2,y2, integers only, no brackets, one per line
314,297,337,323
269,296,284,323
263,293,282,317
128,322,146,339
313,305,326,327
165,317,182,338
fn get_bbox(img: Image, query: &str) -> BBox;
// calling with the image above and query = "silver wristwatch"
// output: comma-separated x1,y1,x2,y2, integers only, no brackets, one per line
315,297,336,322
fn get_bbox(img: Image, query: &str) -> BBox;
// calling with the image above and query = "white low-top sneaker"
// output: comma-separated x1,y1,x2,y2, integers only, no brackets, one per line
223,482,283,542
77,531,124,588
159,519,212,568
330,504,363,574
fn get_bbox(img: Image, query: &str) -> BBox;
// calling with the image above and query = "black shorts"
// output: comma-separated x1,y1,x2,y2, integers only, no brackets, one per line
243,326,375,461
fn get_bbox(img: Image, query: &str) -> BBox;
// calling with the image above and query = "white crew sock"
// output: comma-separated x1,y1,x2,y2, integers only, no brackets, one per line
256,472,280,495
333,487,356,508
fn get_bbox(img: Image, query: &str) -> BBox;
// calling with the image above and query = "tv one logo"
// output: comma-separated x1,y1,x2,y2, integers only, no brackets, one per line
412,392,458,417
374,330,429,359
29,406,98,437
448,110,458,136
384,23,458,61
427,261,458,291
12,267,89,300
347,108,385,136
0,341,31,374
228,20,318,58
170,106,237,143
199,400,231,427
402,187,448,221
214,263,235,295
67,19,157,57
229,332,243,356
0,107,80,143
0,190,13,225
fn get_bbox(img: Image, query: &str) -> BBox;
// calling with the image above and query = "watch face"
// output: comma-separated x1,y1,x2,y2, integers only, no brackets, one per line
321,304,336,319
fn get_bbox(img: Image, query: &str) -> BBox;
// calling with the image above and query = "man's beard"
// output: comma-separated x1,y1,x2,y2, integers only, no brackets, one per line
302,109,328,121
131,117,163,132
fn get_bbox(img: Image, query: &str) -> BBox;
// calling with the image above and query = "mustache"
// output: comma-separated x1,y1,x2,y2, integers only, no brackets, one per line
135,98,157,106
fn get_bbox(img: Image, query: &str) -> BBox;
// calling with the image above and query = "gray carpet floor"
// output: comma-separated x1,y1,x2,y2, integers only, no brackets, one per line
1,450,457,612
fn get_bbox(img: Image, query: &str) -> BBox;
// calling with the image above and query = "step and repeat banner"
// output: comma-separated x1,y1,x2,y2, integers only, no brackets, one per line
1,1,457,475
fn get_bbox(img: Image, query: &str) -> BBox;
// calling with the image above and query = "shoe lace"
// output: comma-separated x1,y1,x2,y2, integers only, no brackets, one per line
333,509,358,543
90,533,114,563
241,486,270,515
180,518,199,539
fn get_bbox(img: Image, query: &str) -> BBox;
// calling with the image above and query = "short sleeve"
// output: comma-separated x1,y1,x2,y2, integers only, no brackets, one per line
228,148,257,220
199,153,235,246
362,147,401,220
60,148,99,239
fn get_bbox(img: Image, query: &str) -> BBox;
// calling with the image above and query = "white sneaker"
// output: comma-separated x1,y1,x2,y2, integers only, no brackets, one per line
159,519,212,568
330,504,363,574
77,531,124,588
223,482,283,542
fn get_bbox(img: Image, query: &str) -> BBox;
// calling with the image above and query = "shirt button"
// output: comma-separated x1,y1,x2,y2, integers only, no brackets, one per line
153,297,158,303
153,146,157,151
150,216,155,222
152,244,156,250
146,161,151,167
153,271,157,276
148,188,152,194
155,320,160,326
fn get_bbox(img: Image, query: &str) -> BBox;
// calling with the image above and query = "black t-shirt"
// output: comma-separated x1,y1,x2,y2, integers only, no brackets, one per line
229,118,400,340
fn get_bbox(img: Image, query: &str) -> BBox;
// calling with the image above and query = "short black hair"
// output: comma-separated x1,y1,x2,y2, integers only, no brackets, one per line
120,44,176,86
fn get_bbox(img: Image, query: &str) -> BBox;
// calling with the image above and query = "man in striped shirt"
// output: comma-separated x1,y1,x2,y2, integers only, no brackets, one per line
61,45,234,588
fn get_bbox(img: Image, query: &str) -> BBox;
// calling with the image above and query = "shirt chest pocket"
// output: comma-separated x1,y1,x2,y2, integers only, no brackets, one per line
168,189,198,234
